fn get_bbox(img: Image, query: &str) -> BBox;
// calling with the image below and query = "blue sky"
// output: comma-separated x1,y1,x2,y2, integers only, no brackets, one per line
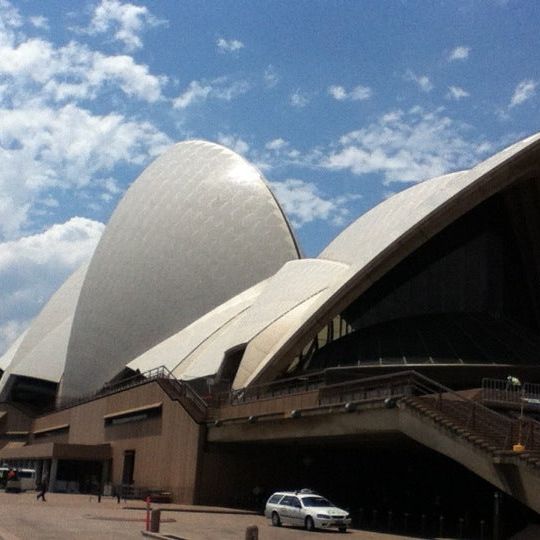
0,0,539,355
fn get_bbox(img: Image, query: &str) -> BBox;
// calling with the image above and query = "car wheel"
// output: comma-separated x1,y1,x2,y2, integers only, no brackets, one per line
271,512,281,527
339,526,347,533
305,516,315,531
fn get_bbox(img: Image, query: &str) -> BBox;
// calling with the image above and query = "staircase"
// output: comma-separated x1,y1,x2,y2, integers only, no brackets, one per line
398,374,540,513
156,375,208,424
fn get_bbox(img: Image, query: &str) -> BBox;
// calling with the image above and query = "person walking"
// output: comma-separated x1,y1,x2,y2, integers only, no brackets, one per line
36,474,48,502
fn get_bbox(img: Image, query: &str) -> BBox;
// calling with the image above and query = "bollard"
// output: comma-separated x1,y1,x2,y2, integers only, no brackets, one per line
403,512,409,532
357,508,364,527
372,509,378,529
420,514,427,536
150,509,161,533
439,515,444,538
480,519,486,540
245,525,258,540
493,492,501,540
387,510,393,530
145,496,151,531
458,517,464,538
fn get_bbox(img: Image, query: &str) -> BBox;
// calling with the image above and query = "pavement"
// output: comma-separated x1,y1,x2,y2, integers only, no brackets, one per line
0,492,153,540
0,492,424,540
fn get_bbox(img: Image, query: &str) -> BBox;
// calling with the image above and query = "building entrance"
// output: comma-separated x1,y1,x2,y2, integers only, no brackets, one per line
56,459,104,494
200,437,539,539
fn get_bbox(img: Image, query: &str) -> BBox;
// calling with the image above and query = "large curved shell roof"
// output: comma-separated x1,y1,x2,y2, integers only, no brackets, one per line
0,264,88,396
61,140,300,399
232,132,540,388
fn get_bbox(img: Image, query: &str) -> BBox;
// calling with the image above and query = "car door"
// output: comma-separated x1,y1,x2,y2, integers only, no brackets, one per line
289,496,304,526
279,496,294,525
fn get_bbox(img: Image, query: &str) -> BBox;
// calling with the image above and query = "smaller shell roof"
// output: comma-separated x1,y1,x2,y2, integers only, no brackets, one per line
127,280,267,377
180,259,348,381
176,259,348,380
0,331,27,373
0,264,88,396
230,258,349,387
126,259,348,382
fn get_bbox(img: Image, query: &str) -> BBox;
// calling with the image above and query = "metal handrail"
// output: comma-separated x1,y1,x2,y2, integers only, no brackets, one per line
404,373,540,453
211,371,327,406
482,377,540,405
318,370,517,449
45,365,207,415
159,374,209,413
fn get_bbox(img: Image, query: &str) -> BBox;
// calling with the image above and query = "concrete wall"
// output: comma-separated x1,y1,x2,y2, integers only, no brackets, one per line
0,403,33,448
22,382,203,502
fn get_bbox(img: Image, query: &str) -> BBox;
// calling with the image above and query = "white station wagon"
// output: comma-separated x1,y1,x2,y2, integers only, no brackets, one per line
265,490,351,532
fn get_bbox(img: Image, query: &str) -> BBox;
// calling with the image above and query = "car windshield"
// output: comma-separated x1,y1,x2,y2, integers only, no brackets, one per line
302,497,335,507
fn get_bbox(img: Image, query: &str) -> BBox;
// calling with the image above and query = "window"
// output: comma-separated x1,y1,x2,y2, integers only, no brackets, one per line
302,497,334,507
33,424,69,439
268,494,283,504
104,403,161,426
122,450,135,485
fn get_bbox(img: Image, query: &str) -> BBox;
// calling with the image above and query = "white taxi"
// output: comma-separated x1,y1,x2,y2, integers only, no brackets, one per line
265,490,350,532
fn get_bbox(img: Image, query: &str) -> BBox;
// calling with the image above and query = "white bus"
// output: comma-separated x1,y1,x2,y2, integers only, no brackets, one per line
1,467,37,492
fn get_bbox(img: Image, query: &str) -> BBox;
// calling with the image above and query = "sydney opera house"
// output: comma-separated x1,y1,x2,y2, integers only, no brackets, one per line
2,134,540,536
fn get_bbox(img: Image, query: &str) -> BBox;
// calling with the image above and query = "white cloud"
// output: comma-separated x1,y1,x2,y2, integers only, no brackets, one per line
172,81,212,109
264,65,279,88
87,0,164,51
0,0,22,47
0,38,167,104
448,46,470,61
265,138,288,151
270,179,360,228
446,86,470,100
0,5,173,239
29,16,48,30
0,217,104,355
322,107,487,183
328,85,347,100
290,90,309,108
510,79,537,107
216,37,244,53
0,103,171,238
405,71,433,92
213,79,250,100
216,134,249,155
172,78,250,108
328,84,372,101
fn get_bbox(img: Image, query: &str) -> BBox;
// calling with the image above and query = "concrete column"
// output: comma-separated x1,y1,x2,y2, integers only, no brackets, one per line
49,459,58,492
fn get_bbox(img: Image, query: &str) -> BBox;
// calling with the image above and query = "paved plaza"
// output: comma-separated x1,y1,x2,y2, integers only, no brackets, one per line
0,492,422,540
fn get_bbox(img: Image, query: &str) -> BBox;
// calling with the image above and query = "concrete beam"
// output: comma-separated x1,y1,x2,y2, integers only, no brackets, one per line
208,407,399,443
398,407,540,514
